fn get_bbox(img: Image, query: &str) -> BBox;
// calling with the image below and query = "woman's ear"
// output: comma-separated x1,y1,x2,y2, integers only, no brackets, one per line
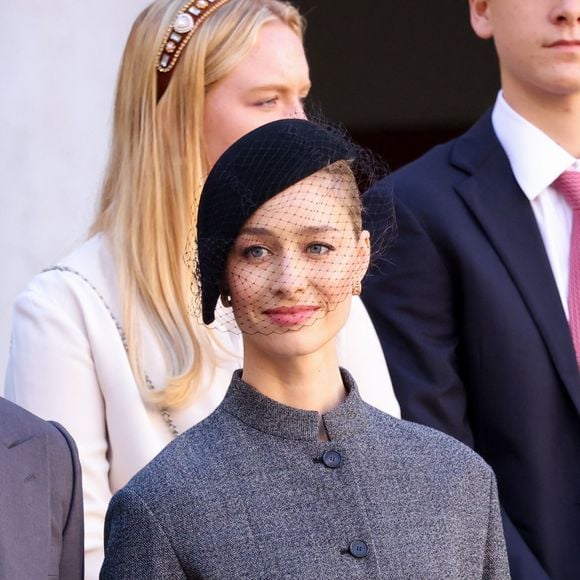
355,229,371,283
218,281,232,308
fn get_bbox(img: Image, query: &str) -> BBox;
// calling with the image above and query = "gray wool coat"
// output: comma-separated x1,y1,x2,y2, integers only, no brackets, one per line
101,370,510,579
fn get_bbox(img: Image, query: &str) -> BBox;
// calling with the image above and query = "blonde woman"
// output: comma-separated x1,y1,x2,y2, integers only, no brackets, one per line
5,0,399,576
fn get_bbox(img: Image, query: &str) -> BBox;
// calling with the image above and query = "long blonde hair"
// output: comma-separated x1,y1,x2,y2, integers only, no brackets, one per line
91,0,304,408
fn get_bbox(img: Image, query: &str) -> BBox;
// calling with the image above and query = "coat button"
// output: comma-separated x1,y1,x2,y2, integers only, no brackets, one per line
322,450,342,468
349,540,369,559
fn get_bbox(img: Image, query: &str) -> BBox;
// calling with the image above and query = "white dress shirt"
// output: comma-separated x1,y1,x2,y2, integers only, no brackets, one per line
4,233,398,579
492,91,578,318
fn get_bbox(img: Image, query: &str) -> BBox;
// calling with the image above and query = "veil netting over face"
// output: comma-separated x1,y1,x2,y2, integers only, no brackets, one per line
189,118,395,336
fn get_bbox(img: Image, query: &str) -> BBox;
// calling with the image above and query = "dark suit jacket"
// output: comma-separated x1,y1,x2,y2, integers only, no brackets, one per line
362,112,580,580
0,397,84,579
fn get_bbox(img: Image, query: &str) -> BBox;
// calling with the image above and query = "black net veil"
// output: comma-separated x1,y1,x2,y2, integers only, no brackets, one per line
189,118,394,335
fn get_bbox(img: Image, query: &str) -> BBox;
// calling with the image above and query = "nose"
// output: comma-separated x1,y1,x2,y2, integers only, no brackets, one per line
550,1,580,25
271,253,307,296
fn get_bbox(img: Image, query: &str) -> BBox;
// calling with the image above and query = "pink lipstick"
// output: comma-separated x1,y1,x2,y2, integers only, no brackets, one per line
264,306,320,326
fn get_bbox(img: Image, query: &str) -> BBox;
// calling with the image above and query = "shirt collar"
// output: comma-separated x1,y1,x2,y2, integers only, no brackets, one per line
221,368,368,441
491,91,576,200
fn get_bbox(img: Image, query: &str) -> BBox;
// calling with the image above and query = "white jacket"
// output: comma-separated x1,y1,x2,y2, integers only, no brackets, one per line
5,234,398,579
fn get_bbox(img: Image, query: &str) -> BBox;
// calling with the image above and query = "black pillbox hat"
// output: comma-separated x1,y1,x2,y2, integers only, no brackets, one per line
196,119,353,325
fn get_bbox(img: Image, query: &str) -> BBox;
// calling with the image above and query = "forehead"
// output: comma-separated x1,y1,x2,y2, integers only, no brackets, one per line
242,170,354,232
223,20,309,88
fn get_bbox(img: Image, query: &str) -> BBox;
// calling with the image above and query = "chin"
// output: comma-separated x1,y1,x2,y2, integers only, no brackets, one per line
543,67,580,95
244,312,347,361
253,327,333,359
241,304,350,361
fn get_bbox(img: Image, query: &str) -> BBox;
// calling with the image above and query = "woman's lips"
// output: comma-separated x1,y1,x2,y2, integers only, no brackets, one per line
263,306,320,326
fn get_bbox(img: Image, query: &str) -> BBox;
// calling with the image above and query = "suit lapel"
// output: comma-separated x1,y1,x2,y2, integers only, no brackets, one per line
0,431,49,578
451,115,580,415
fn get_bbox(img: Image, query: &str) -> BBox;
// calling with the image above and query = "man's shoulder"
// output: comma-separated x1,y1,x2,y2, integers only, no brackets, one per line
373,112,497,203
395,138,456,181
0,397,50,437
0,397,73,456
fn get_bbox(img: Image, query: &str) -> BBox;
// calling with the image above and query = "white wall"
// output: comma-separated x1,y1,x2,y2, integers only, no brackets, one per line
0,1,150,391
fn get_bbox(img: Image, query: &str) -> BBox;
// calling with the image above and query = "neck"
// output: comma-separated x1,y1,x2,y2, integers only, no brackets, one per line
241,340,345,414
502,82,580,157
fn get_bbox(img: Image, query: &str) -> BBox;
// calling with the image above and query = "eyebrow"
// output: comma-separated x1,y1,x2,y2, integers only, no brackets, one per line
246,82,312,94
239,225,340,237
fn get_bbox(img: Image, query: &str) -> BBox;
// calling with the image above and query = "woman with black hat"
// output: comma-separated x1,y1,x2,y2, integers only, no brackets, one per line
101,119,509,579
6,2,398,575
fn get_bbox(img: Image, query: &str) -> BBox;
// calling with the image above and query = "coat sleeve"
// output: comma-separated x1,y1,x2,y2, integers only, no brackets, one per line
101,487,186,580
362,194,474,445
5,275,112,578
50,421,85,580
482,473,510,579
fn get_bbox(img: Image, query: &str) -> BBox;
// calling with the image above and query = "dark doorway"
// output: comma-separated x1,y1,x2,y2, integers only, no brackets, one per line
294,0,499,169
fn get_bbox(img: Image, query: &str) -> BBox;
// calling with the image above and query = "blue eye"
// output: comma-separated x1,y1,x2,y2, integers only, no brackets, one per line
308,243,332,255
256,97,278,107
243,246,269,259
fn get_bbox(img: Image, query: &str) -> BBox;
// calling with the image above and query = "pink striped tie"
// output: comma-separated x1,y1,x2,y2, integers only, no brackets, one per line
554,170,580,370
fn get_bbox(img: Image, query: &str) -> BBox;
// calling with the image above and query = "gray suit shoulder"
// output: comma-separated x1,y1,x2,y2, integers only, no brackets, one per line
120,408,233,502
0,396,82,509
0,397,84,579
126,403,495,502
0,396,69,448
364,403,494,481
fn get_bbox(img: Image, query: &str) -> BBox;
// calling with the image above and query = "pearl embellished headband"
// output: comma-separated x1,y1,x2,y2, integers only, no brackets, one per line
157,0,233,74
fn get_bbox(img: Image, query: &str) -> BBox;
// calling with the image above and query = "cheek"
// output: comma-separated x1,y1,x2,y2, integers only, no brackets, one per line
312,257,357,303
228,263,268,306
204,102,247,163
492,15,536,65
